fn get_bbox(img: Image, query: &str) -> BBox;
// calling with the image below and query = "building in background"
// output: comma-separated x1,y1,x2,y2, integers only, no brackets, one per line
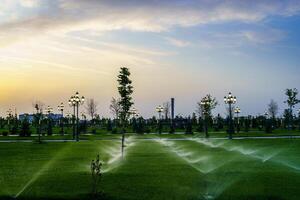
19,114,63,123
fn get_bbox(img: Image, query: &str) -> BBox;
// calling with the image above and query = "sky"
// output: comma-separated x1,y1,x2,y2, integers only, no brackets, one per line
0,0,300,118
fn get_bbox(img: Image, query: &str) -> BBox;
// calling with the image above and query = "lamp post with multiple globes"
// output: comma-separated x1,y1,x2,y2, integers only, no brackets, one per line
58,102,64,135
156,105,164,134
224,92,237,139
234,106,241,133
69,92,85,141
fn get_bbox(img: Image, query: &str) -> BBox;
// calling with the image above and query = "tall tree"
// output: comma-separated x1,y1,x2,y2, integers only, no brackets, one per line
85,98,98,120
109,97,121,119
284,88,300,129
268,99,279,119
117,67,134,157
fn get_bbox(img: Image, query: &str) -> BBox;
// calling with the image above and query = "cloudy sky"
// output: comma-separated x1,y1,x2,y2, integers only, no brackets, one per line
0,0,300,117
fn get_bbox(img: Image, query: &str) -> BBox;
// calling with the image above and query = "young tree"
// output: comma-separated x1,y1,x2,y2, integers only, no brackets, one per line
91,155,102,197
268,99,279,130
109,97,121,119
86,98,98,121
268,99,279,119
284,88,300,129
197,94,218,138
117,67,134,157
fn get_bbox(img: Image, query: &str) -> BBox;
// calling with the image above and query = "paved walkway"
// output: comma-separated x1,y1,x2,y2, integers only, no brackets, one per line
0,135,300,143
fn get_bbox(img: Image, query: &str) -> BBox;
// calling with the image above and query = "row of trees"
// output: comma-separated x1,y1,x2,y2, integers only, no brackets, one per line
1,67,299,140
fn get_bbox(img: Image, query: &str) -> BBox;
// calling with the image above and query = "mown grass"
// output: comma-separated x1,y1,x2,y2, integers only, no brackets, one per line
0,137,300,199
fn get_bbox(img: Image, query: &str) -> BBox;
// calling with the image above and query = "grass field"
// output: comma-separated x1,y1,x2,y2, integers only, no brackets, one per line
0,135,300,200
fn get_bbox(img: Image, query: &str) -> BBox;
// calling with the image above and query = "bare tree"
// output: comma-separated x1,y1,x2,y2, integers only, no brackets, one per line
109,97,121,119
163,102,170,119
268,99,279,119
85,98,98,120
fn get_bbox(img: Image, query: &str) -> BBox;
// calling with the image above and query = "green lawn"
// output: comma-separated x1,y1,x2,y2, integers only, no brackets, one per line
0,135,300,199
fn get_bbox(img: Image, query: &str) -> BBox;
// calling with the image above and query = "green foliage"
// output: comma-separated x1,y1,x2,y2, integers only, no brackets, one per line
185,117,193,134
117,67,134,125
197,94,218,118
47,119,53,136
285,88,300,109
91,154,103,197
20,117,31,137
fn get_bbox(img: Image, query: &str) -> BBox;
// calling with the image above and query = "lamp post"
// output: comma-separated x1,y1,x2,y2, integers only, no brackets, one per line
46,106,53,116
69,92,85,141
224,92,237,139
200,96,211,138
6,109,12,133
234,107,241,133
130,108,137,119
156,105,164,120
69,97,76,140
81,112,86,120
298,109,300,131
156,105,164,134
58,102,64,136
46,106,53,136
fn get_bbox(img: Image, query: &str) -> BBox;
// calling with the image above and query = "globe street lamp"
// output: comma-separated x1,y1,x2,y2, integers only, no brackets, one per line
156,105,164,120
46,106,53,136
46,106,53,115
234,106,241,133
224,92,237,139
58,102,64,136
81,112,86,120
130,108,137,118
69,97,76,140
156,105,164,134
69,92,85,141
200,96,211,138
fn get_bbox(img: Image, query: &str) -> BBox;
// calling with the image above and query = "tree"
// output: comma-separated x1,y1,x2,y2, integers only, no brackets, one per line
91,155,102,197
163,102,171,120
117,67,134,157
109,97,121,119
197,94,218,138
267,99,279,130
20,116,31,137
86,98,98,121
268,99,279,119
284,88,300,129
33,101,44,143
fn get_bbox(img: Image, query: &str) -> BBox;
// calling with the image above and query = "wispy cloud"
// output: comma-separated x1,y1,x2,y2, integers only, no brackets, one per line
0,0,300,45
165,37,190,47
241,29,286,44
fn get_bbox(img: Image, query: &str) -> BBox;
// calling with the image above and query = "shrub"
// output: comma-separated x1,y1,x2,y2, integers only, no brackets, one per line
111,128,118,134
2,131,8,136
20,118,31,137
91,155,102,197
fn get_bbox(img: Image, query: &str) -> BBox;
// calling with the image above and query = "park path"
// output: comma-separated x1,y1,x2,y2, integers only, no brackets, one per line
1,135,300,143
